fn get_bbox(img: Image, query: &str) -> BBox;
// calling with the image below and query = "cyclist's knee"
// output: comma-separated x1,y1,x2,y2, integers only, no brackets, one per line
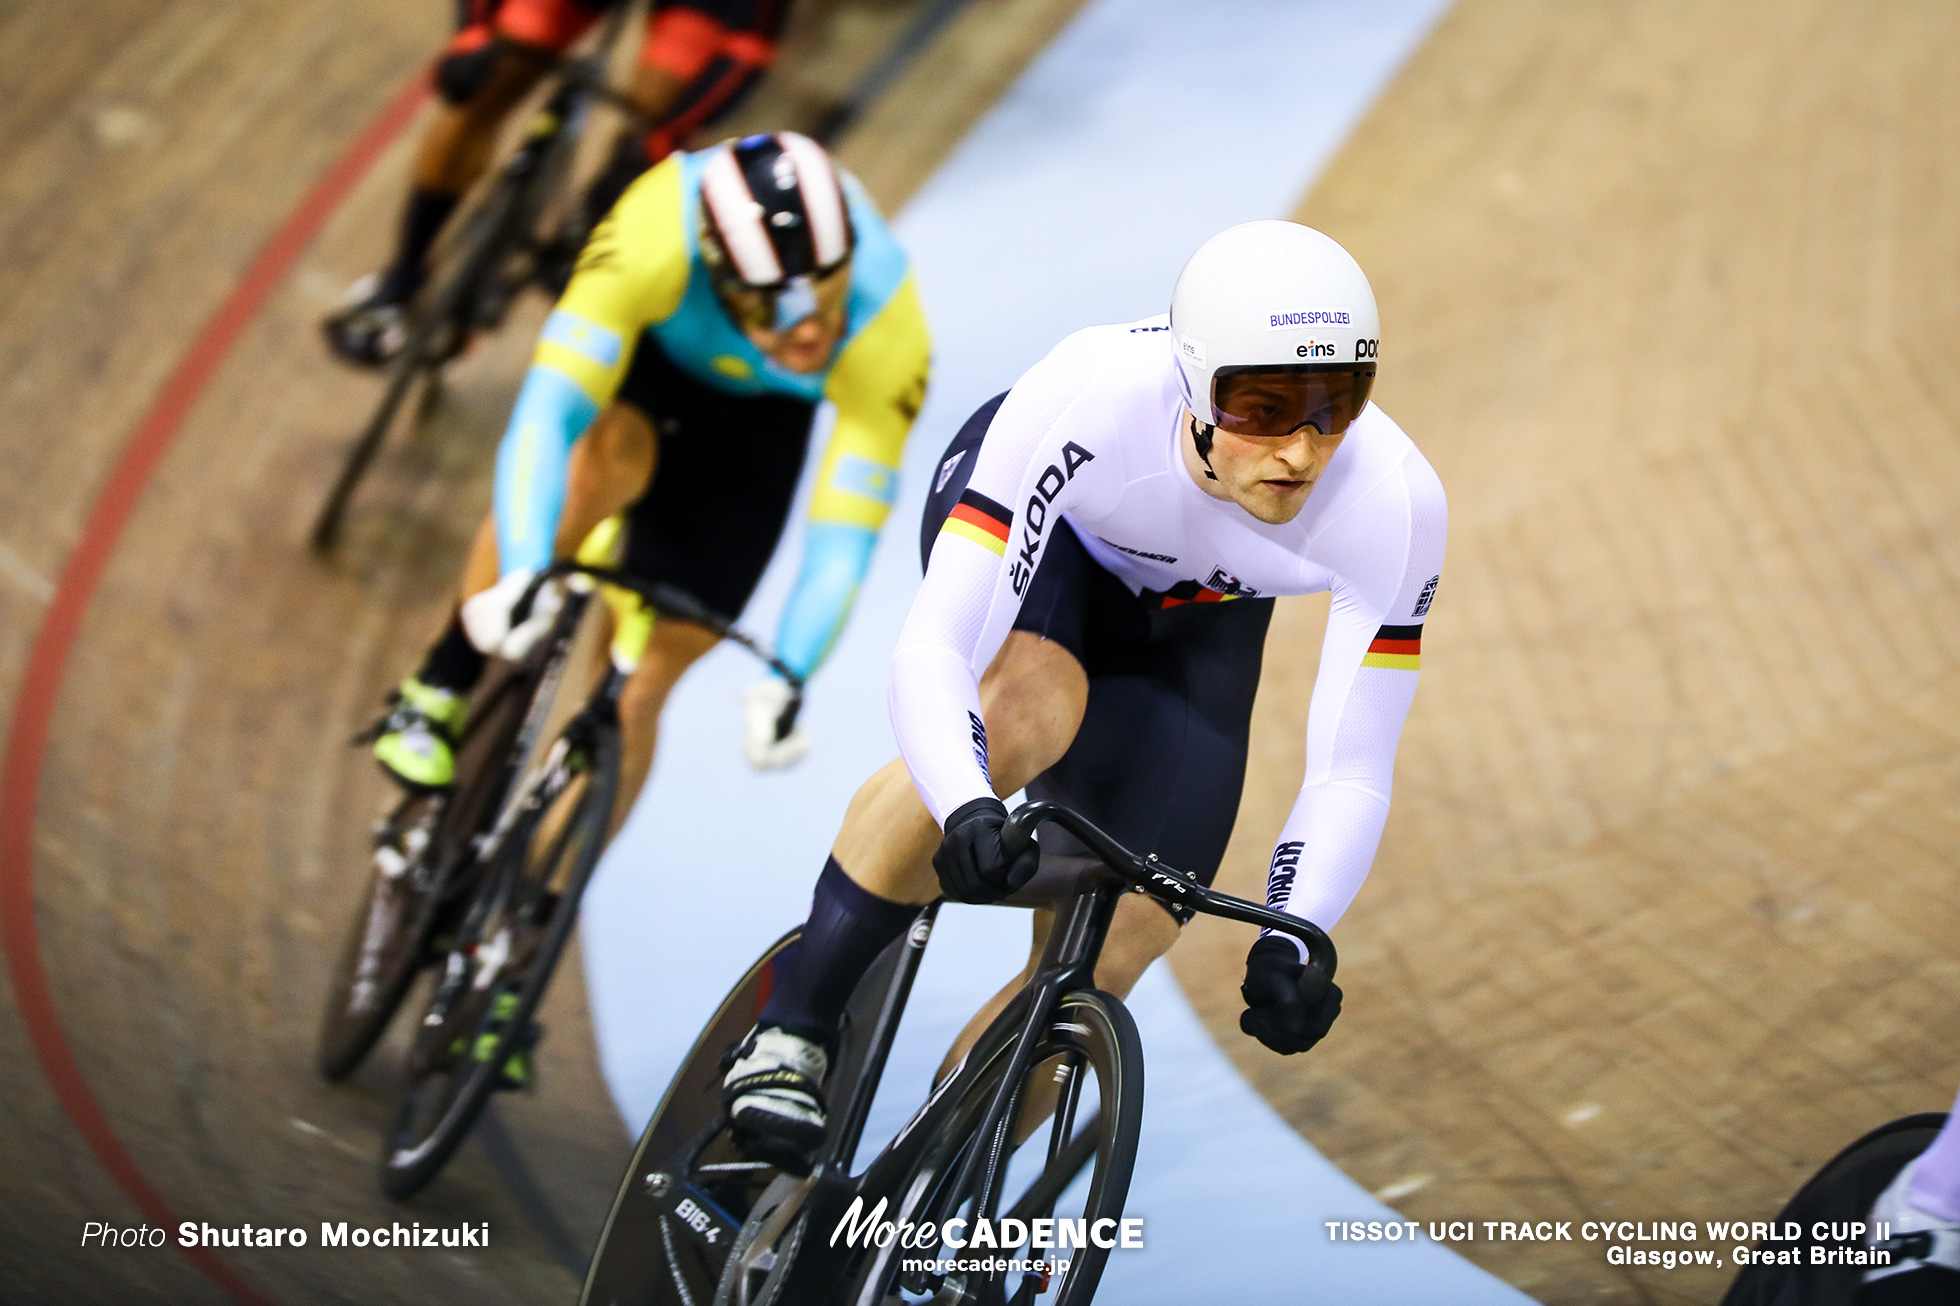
832,760,942,903
978,633,1087,794
583,404,657,493
435,38,551,114
620,620,718,709
553,409,655,555
1090,896,1182,998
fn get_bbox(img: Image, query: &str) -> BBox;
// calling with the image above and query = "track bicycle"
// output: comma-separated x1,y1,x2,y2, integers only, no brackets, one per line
578,801,1337,1306
313,544,804,1198
310,8,642,552
1721,1112,1951,1306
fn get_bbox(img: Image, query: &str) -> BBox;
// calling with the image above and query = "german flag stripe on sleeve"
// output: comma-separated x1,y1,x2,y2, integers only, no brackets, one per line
940,489,1013,557
1361,622,1422,670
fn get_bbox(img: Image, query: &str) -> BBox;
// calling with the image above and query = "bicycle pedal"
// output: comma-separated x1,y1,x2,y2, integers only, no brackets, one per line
726,1126,813,1179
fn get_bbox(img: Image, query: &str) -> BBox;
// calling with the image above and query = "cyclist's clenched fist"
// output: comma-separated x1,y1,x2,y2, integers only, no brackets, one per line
933,798,1042,904
1240,936,1343,1055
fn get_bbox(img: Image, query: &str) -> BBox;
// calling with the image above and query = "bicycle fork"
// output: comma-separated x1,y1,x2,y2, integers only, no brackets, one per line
929,883,1123,1303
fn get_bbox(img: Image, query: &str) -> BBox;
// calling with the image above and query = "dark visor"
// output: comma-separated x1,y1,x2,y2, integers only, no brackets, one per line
1210,364,1376,438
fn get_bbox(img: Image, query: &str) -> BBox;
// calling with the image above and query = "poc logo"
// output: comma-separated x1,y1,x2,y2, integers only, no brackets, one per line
1295,340,1337,359
1354,338,1378,360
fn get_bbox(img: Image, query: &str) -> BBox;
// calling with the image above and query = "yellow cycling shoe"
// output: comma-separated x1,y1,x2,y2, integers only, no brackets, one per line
372,677,468,790
472,993,538,1090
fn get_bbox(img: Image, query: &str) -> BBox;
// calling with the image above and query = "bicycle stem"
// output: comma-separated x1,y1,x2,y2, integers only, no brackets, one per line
521,562,808,741
1001,800,1338,993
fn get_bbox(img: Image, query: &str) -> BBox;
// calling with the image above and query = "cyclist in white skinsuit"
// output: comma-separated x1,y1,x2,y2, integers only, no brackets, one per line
719,221,1444,1162
889,319,1441,954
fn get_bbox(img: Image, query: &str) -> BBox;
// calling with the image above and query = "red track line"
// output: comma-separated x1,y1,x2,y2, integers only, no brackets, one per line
0,72,429,1306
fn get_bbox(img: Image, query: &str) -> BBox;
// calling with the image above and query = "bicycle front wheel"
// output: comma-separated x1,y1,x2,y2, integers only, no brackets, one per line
316,791,449,1080
852,989,1144,1306
380,713,620,1198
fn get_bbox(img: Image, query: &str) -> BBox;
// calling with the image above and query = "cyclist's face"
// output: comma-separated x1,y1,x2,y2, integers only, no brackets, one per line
721,264,852,374
1183,406,1347,525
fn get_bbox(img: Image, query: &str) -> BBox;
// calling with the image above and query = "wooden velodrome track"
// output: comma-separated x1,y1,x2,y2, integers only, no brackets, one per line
4,1,1958,1304
0,0,1089,1300
1175,1,1960,1302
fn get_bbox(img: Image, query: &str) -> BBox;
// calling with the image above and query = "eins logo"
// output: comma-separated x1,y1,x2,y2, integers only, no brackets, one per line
1295,340,1338,359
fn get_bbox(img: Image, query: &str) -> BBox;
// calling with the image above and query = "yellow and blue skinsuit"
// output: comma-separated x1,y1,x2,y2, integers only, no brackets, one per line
492,148,931,679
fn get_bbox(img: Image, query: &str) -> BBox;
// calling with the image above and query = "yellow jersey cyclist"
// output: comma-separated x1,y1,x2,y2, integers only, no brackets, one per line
372,131,930,830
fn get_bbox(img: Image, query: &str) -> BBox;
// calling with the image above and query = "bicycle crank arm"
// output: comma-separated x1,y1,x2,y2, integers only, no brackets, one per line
640,1173,739,1265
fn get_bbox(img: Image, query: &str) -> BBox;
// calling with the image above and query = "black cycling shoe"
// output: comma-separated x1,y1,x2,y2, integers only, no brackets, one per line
322,270,417,367
1857,1265,1960,1305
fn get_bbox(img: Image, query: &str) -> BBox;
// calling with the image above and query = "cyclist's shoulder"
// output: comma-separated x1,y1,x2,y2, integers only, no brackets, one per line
566,156,690,313
1344,405,1442,508
1032,314,1176,391
998,315,1178,439
828,278,930,414
604,154,689,252
1304,406,1445,554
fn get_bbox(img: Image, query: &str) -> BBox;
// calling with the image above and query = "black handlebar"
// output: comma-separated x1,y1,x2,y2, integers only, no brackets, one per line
1000,800,1337,993
516,563,806,743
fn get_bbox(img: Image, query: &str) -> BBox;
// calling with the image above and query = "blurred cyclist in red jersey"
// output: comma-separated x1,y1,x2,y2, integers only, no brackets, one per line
325,0,791,365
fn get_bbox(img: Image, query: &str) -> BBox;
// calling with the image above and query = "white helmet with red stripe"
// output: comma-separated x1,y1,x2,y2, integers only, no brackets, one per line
699,133,854,328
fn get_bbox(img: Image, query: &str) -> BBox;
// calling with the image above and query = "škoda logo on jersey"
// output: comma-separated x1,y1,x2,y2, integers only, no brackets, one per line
1008,444,1095,596
938,446,1097,597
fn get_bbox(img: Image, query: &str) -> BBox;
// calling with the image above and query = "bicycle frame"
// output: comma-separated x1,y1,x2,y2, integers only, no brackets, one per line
521,560,807,740
748,802,1338,1303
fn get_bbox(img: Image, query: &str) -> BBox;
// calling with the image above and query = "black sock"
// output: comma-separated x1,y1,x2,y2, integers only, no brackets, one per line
415,610,486,694
758,858,922,1046
379,187,460,301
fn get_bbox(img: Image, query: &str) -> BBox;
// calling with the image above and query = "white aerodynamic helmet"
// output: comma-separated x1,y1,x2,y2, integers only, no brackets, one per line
1170,220,1379,441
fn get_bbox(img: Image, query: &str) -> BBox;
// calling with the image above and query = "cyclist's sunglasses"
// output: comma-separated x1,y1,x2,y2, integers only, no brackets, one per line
713,261,852,334
1209,364,1376,438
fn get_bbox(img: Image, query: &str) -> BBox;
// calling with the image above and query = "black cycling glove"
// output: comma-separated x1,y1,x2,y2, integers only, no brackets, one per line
1240,935,1343,1055
933,797,1042,904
